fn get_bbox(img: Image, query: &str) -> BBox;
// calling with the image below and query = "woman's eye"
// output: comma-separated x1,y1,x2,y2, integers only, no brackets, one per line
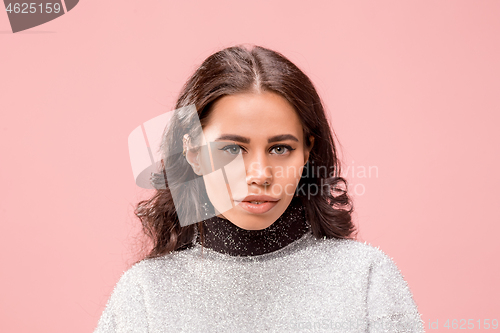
219,144,295,155
270,145,294,155
220,144,243,155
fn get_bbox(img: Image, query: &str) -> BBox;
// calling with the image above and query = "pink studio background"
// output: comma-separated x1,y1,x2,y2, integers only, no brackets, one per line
1,1,499,332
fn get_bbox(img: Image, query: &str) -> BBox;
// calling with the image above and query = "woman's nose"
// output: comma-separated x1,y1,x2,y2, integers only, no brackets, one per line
246,158,272,186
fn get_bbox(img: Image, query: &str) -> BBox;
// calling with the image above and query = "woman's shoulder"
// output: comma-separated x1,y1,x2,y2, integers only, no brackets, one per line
313,236,423,327
301,234,415,285
113,236,402,283
111,251,193,289
307,235,397,266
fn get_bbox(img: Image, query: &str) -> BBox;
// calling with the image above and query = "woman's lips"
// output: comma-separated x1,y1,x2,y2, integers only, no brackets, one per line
237,200,279,214
236,195,279,202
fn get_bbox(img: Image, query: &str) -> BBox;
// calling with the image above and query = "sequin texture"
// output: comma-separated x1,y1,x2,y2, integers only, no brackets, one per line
198,197,311,256
94,201,425,332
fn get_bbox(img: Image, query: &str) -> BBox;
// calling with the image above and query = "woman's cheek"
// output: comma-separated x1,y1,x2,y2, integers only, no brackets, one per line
203,172,233,214
202,152,249,213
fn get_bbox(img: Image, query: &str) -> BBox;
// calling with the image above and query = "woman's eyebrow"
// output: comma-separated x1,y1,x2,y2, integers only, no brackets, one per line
268,134,299,143
214,134,299,143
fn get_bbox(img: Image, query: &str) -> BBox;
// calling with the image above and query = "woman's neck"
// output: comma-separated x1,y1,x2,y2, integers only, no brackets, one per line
196,197,310,256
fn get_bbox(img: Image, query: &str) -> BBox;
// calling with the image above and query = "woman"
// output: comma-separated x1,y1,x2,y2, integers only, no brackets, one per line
94,45,424,332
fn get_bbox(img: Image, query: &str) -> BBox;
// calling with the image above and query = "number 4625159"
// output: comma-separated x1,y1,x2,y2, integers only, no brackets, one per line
443,319,498,330
5,3,62,14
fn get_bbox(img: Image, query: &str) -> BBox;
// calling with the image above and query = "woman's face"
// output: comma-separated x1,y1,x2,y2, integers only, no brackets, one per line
186,91,313,230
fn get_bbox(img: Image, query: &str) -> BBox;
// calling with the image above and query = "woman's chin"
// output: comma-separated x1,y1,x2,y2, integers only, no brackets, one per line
219,210,276,230
214,200,291,230
232,219,275,231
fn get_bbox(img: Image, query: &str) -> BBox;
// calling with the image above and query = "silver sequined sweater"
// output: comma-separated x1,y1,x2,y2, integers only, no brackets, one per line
94,232,424,332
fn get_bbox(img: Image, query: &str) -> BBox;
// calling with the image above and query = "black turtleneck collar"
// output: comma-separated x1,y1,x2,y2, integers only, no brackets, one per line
195,197,310,257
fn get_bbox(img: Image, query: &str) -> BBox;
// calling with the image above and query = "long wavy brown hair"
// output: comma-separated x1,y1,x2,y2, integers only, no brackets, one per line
134,44,356,261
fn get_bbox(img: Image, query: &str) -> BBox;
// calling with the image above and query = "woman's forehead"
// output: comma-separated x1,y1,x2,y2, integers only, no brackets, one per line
204,92,304,139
